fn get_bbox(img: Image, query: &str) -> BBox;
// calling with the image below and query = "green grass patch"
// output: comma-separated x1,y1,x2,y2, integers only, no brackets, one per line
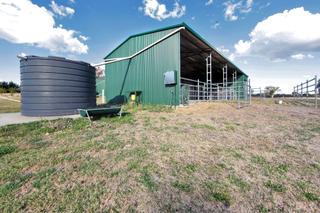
303,192,319,202
159,116,168,121
264,180,286,192
275,163,289,174
309,162,320,171
139,165,158,192
172,181,192,192
228,174,250,191
251,155,268,165
184,163,197,174
203,180,231,205
104,135,124,151
32,167,56,189
256,204,269,213
79,159,101,175
210,192,231,206
55,183,105,212
0,145,16,157
191,124,215,130
0,173,33,197
224,122,239,132
159,143,172,152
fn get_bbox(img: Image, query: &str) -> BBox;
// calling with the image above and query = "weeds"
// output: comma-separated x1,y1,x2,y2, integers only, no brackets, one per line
228,174,250,192
32,168,56,189
264,180,286,192
0,173,33,197
203,181,231,205
303,192,319,202
191,124,215,130
172,181,192,192
184,163,197,174
139,166,157,192
0,145,16,157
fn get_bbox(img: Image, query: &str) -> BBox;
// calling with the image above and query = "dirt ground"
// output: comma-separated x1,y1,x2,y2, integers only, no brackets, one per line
0,100,319,212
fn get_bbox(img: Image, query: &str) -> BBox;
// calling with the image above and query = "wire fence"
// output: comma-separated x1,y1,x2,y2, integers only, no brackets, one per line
292,75,319,109
180,77,251,108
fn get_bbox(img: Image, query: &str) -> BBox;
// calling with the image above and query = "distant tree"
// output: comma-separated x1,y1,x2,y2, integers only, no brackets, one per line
0,81,20,93
264,86,280,98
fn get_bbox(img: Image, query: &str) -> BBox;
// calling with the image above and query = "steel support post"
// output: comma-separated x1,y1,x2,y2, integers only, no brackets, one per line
249,79,252,105
197,79,200,101
315,75,318,109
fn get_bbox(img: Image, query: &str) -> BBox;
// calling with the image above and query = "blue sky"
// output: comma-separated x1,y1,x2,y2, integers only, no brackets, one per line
0,0,320,93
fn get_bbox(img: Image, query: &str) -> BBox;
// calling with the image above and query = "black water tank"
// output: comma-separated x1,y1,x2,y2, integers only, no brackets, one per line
20,56,96,116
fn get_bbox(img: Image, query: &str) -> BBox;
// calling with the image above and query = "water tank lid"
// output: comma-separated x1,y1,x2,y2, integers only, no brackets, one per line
22,55,92,67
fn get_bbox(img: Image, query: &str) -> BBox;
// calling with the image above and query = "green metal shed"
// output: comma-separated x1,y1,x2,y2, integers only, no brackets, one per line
101,23,249,105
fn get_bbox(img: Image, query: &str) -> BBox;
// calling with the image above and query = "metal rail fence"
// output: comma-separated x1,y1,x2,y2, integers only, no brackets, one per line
180,77,251,108
292,75,319,109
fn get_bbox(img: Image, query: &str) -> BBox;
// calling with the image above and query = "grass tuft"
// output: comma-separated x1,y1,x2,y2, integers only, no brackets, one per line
264,180,286,192
0,173,33,197
32,167,56,189
139,166,157,192
303,192,319,202
0,145,16,157
228,174,250,191
203,181,231,205
172,181,192,192
184,163,197,174
210,192,231,206
191,124,215,130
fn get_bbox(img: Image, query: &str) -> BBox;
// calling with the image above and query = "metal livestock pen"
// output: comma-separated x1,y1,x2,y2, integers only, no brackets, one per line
96,23,250,106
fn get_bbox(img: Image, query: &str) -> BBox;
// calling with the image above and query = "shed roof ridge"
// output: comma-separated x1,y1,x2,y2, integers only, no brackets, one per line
104,23,186,59
103,23,246,76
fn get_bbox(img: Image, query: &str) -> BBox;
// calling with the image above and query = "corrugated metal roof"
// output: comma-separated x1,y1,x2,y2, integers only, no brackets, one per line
103,22,247,77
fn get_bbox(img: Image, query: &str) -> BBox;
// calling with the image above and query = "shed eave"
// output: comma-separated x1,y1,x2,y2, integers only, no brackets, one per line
103,22,248,77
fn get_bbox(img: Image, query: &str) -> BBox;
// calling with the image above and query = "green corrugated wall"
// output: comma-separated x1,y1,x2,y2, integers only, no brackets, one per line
105,28,181,105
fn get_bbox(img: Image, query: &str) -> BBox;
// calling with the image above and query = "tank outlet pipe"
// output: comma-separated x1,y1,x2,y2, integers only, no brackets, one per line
92,26,185,67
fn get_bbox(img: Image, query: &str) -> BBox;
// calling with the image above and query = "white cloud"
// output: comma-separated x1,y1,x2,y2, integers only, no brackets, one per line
291,53,305,60
79,35,89,41
217,46,230,54
0,0,88,54
141,0,186,21
241,0,253,13
211,21,220,29
50,1,75,17
224,1,241,21
291,53,315,60
307,54,314,59
205,0,213,6
191,16,196,20
233,7,320,60
224,0,253,21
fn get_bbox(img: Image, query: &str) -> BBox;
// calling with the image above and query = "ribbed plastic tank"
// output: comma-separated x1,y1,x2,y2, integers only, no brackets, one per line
20,56,96,116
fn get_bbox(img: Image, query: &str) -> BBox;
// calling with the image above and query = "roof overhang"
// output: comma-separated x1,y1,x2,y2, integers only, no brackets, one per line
103,23,247,77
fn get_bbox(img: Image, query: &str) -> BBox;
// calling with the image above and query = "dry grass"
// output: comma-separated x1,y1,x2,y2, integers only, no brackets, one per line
0,100,320,212
0,93,20,113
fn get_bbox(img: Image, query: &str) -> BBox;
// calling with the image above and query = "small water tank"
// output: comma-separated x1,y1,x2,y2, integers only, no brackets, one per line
20,56,96,116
